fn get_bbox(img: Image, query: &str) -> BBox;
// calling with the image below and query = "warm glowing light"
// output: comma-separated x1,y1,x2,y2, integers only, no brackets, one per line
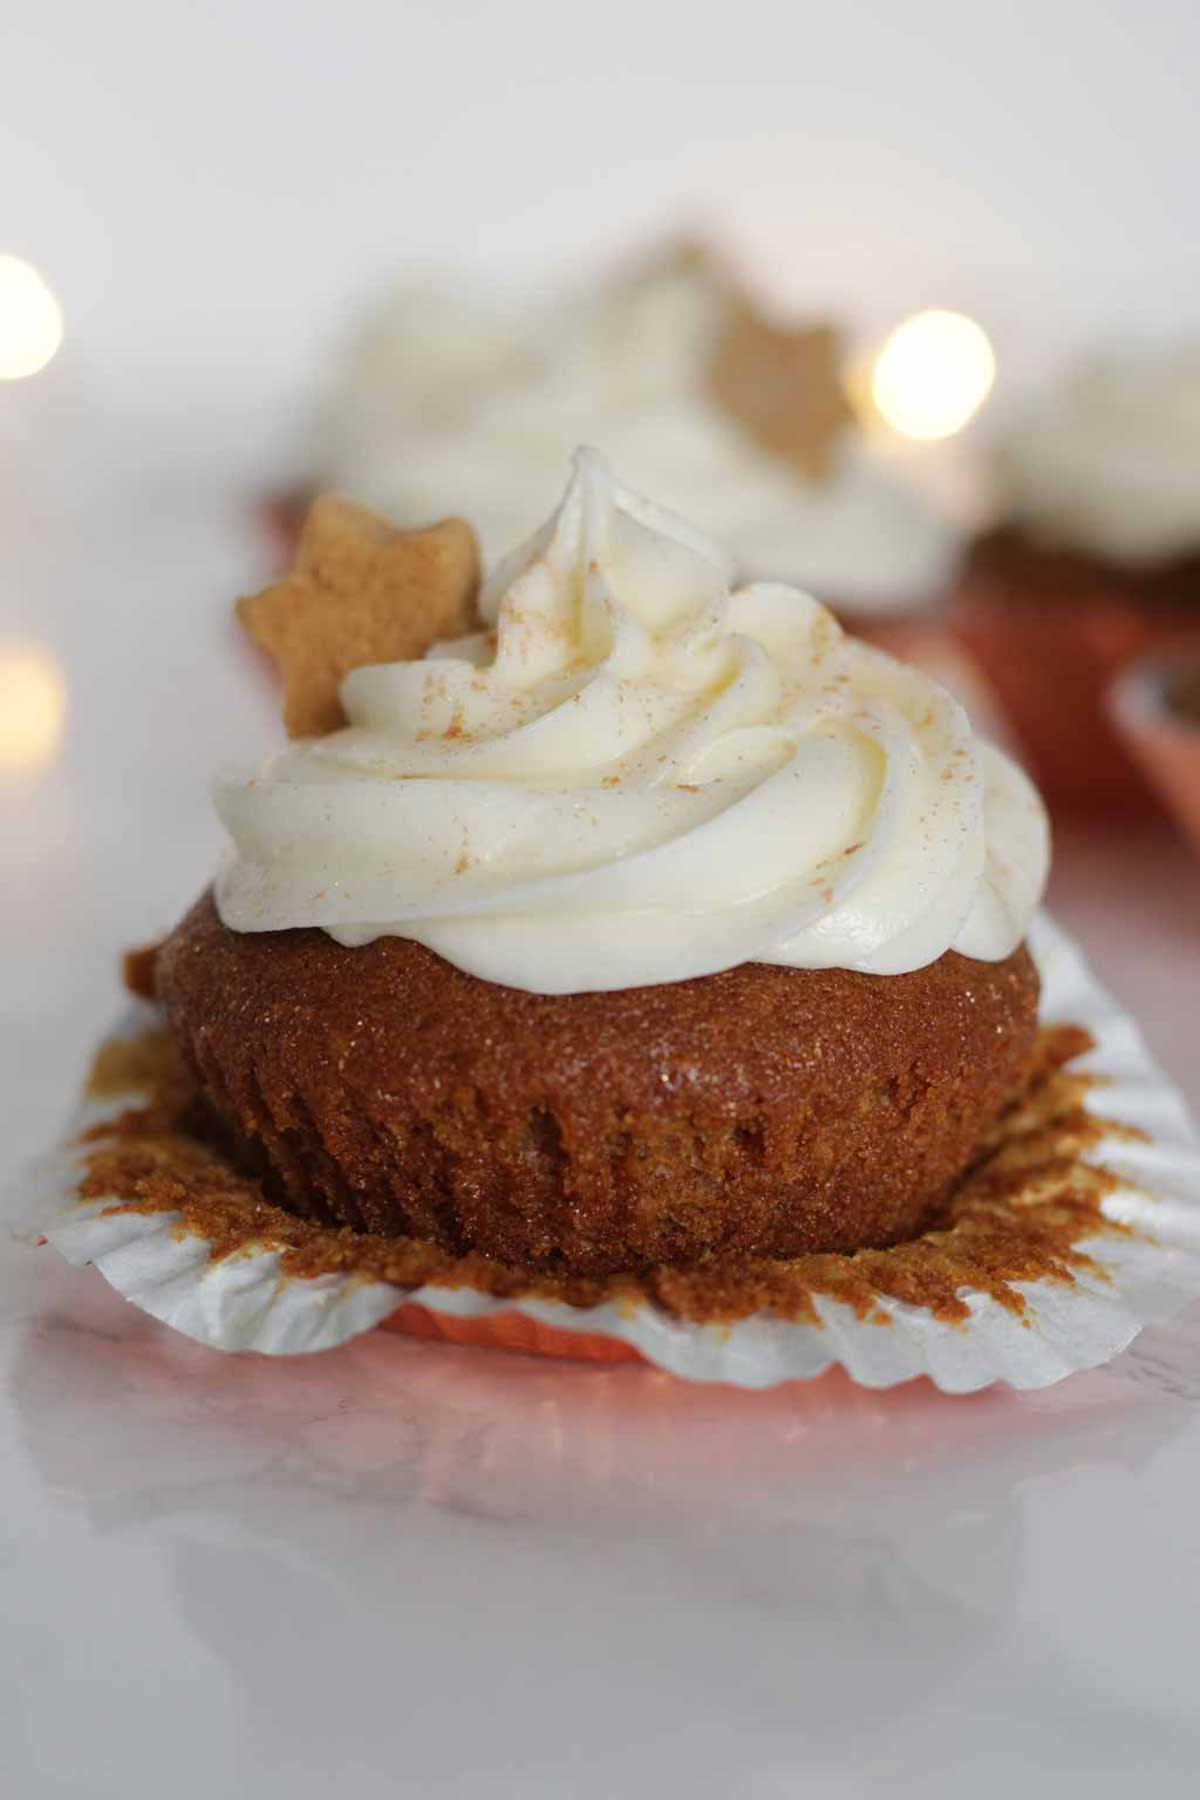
0,646,67,772
870,309,995,441
0,256,64,380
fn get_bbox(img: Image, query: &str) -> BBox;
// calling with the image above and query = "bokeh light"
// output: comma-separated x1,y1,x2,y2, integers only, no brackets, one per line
0,256,64,380
0,646,68,772
869,309,995,440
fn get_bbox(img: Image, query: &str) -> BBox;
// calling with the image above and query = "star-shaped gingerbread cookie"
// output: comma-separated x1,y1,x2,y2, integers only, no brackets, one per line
238,496,481,737
707,298,852,480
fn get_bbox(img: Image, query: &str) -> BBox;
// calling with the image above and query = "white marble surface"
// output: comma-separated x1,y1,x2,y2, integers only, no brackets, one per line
6,1240,1200,1799
4,366,1200,1796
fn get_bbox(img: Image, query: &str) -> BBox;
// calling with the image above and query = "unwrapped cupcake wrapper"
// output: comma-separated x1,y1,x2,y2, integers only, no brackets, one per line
12,914,1200,1392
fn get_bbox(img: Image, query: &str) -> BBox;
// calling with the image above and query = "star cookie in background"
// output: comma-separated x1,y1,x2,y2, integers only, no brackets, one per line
705,302,851,479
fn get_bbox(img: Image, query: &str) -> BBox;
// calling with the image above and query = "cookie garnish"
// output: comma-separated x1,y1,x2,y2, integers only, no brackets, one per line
238,496,481,737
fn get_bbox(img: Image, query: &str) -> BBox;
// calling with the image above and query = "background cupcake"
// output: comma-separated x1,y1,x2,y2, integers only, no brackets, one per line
953,346,1200,816
287,244,964,631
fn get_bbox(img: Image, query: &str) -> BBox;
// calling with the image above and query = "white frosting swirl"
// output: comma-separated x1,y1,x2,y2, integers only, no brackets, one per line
998,346,1200,566
314,255,959,612
217,453,1048,994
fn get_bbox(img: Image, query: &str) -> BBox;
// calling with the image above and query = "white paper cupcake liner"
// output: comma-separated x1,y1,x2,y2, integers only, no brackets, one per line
10,913,1200,1391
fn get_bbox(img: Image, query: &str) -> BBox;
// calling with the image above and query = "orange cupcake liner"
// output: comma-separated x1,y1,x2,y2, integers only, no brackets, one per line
381,1301,646,1365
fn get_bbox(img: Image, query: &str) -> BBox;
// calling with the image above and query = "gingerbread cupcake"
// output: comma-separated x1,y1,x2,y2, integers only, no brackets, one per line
155,450,1048,1281
953,346,1200,816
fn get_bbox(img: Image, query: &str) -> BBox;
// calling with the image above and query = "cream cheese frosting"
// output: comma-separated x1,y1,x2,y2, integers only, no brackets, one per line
216,452,1048,994
312,253,959,613
997,346,1200,567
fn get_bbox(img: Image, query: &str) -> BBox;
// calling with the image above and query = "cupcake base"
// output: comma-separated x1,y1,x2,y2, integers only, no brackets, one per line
25,912,1200,1389
156,894,1041,1278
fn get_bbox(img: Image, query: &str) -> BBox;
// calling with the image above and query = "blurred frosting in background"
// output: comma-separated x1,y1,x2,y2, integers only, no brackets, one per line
994,345,1200,569
306,244,963,615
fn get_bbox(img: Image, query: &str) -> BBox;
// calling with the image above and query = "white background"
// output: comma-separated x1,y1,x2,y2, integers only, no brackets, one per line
6,0,1200,384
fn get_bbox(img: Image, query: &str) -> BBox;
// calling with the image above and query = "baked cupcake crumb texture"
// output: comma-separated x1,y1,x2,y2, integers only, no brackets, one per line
156,892,1041,1276
76,1014,1124,1330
